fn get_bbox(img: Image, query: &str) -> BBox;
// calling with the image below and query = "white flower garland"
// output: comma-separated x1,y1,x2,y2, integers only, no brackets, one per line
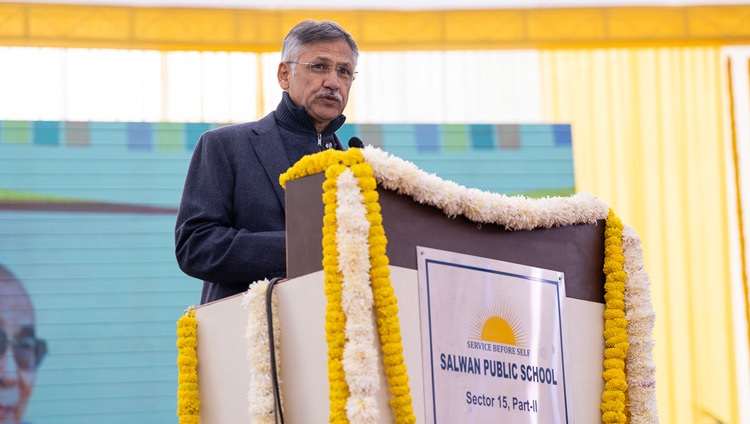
622,225,659,423
335,168,382,423
241,279,282,423
361,146,609,229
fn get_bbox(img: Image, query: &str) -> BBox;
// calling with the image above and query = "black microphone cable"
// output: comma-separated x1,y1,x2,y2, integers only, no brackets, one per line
266,277,284,424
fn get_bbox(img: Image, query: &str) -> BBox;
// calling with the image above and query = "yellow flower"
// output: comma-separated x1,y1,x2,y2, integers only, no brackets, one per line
601,209,629,424
176,309,200,424
352,166,416,424
322,163,351,423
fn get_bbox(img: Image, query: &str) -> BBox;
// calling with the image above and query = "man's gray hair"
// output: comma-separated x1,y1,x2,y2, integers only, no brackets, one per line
281,20,359,65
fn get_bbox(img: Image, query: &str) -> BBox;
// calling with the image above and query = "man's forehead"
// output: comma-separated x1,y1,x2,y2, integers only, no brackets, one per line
300,41,355,63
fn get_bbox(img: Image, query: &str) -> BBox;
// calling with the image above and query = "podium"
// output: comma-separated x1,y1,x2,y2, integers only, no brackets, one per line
187,147,622,423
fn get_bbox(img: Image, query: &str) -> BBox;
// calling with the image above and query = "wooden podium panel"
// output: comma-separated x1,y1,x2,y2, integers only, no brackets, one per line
286,173,605,304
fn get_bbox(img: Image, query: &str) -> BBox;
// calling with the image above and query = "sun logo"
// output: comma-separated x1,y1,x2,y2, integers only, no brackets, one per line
469,301,527,346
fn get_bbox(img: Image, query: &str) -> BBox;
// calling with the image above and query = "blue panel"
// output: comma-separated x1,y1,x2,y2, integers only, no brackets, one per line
33,121,61,146
127,122,152,151
415,124,439,153
469,125,494,150
553,124,572,146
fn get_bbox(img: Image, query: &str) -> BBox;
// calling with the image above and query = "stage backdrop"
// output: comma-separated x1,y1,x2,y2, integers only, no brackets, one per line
0,120,573,423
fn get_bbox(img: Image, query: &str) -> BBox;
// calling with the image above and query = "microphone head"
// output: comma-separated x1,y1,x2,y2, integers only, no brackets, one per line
348,136,365,149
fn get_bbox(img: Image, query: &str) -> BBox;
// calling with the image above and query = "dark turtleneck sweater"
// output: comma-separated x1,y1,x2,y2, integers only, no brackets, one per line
274,91,346,167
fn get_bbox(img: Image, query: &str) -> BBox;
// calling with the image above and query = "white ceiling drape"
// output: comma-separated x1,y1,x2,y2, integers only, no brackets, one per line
0,47,544,125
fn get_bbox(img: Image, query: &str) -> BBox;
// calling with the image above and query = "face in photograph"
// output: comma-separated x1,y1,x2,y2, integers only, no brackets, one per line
0,266,45,424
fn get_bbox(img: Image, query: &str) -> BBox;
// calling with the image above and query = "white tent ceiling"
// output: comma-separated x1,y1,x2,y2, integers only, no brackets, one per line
17,0,750,9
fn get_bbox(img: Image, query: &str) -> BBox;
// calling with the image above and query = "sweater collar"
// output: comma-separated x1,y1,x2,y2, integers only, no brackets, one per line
275,91,346,137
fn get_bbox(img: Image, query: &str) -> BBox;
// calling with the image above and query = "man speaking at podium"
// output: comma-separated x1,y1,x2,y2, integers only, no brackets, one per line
175,20,359,304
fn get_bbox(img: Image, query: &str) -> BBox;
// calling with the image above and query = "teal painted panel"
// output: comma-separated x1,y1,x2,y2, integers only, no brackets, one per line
337,123,358,147
185,122,211,151
27,394,175,423
470,124,495,150
381,124,417,157
0,210,194,424
519,124,555,146
89,122,128,147
0,144,191,206
33,121,61,146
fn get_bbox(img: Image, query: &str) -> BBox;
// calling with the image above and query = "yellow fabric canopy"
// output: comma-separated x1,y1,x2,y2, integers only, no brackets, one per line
1,3,750,51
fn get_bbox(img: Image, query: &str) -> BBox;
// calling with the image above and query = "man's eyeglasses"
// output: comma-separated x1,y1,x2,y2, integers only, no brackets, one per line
288,61,357,82
0,329,46,371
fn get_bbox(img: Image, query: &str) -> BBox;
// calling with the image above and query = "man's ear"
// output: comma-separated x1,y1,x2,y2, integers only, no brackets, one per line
278,62,290,90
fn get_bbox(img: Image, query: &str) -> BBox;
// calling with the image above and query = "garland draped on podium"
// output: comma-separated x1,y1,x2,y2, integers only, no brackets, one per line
175,146,657,424
175,309,199,424
281,148,416,424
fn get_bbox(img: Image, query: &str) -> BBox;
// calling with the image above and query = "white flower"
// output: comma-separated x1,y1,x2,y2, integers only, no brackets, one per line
336,168,381,423
362,145,609,229
242,280,282,424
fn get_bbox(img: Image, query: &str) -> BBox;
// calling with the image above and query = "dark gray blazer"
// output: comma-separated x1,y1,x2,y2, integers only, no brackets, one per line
175,112,297,304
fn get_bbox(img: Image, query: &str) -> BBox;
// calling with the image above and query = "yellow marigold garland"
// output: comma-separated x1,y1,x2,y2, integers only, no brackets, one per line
602,209,629,424
351,162,416,424
281,148,365,423
176,309,200,424
323,162,352,423
351,162,416,423
281,149,416,423
279,148,364,189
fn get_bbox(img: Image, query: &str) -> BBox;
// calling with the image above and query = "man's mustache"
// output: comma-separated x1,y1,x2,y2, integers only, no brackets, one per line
316,89,342,102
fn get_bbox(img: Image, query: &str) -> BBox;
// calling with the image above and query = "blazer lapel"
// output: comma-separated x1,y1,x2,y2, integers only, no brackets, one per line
248,113,290,211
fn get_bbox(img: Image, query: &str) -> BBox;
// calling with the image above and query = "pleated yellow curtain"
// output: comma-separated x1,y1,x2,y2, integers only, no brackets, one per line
541,47,736,424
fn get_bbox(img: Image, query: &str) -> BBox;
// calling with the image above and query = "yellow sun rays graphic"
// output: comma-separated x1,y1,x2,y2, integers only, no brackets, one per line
470,300,527,346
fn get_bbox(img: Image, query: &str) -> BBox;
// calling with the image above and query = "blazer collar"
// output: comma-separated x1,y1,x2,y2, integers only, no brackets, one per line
249,112,289,211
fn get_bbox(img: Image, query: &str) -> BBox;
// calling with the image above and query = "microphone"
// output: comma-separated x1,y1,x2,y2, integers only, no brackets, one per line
348,136,364,149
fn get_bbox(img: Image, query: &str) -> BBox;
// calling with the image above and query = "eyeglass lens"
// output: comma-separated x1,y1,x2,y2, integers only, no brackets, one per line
0,328,46,371
291,62,356,81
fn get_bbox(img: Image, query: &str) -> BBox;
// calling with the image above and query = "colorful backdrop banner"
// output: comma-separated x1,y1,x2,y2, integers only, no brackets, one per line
0,120,573,423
